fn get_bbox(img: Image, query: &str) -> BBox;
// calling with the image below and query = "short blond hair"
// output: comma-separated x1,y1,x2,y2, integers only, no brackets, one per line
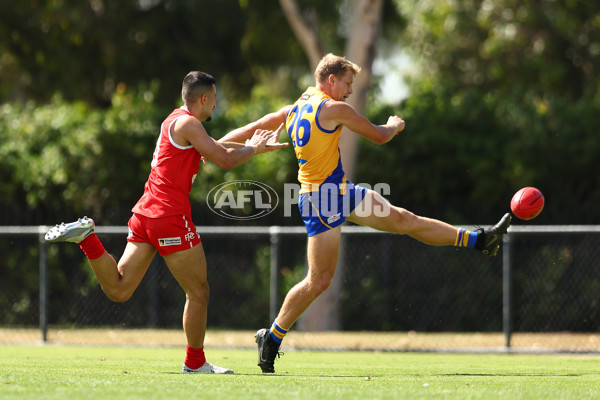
314,53,361,84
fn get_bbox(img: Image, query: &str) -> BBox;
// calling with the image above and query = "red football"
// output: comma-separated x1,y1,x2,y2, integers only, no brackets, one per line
510,187,545,220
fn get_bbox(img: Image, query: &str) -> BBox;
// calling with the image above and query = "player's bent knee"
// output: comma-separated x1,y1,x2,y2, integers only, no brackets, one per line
315,280,331,295
104,287,134,303
390,207,418,233
311,273,334,295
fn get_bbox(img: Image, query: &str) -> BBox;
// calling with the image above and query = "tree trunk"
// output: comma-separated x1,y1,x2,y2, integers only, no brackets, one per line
340,0,383,180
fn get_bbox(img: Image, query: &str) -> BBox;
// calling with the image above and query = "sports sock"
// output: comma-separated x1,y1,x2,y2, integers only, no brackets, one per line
184,345,206,370
269,321,288,345
79,233,106,260
454,228,479,249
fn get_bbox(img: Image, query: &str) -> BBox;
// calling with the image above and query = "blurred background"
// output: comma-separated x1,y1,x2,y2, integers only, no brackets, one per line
1,0,600,350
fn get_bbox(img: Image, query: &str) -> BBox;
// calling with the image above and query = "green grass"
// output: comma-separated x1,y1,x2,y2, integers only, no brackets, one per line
1,345,599,399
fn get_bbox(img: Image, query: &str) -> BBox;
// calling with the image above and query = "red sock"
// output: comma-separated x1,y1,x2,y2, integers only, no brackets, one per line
79,233,106,260
184,345,206,369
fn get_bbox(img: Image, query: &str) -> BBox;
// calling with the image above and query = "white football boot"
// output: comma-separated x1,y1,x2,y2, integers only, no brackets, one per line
45,217,95,243
182,362,234,374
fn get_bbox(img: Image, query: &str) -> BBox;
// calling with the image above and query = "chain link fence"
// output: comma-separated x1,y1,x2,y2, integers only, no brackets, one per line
1,225,599,352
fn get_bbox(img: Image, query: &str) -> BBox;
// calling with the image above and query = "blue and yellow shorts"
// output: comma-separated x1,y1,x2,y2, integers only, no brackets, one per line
299,180,367,237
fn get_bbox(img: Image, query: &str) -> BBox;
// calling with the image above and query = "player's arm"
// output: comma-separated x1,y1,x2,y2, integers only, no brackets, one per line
219,141,246,149
322,101,405,144
218,106,291,143
173,116,282,170
220,123,287,150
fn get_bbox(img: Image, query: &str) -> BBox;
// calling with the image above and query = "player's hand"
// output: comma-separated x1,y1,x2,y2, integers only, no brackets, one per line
246,127,288,154
266,123,288,149
246,129,269,152
387,116,405,134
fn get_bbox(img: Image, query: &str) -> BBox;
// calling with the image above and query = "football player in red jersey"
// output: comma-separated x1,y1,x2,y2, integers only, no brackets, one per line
45,71,287,374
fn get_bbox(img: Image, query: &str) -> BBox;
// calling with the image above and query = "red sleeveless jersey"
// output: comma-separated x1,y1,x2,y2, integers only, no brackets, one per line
132,107,203,218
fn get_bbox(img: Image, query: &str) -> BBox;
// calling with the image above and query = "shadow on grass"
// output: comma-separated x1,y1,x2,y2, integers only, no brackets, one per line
436,373,583,377
163,372,374,378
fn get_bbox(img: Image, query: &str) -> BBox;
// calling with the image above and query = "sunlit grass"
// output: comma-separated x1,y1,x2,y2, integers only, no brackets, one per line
1,345,599,400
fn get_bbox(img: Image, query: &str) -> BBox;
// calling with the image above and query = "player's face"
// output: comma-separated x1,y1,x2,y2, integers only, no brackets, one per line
203,85,217,121
332,71,354,102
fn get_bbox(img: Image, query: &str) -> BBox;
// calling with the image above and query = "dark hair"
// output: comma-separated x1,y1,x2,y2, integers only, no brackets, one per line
181,71,216,104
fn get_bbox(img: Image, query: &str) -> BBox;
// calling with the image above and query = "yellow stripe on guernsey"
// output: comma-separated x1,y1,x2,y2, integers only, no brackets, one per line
286,87,346,194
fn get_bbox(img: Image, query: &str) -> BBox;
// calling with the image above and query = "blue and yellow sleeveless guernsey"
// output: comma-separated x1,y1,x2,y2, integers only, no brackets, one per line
286,87,367,236
287,87,345,194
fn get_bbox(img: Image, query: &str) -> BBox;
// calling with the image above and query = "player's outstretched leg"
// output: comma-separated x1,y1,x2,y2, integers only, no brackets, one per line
182,362,233,374
45,217,95,243
255,328,282,373
477,213,512,256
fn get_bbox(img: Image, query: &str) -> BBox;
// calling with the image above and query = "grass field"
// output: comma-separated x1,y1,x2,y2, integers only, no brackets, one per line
1,345,599,400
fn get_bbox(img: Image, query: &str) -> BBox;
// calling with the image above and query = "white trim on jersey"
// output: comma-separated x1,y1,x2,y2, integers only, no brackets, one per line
167,110,194,150
168,117,194,150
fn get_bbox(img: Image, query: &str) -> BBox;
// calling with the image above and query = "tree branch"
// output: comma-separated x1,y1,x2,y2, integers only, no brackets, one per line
278,0,324,70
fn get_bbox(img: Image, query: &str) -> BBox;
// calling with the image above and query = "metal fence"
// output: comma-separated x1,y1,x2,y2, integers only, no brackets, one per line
1,225,599,352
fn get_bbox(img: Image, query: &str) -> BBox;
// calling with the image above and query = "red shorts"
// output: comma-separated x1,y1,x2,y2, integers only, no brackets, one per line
127,213,201,256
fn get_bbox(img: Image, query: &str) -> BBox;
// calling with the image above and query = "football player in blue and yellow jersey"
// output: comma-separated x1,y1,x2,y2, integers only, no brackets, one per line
220,54,511,374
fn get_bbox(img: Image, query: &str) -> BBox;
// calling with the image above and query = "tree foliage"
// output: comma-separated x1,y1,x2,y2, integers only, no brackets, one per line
0,82,302,225
1,0,600,227
0,0,308,106
2,0,600,334
0,84,163,225
356,0,600,224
